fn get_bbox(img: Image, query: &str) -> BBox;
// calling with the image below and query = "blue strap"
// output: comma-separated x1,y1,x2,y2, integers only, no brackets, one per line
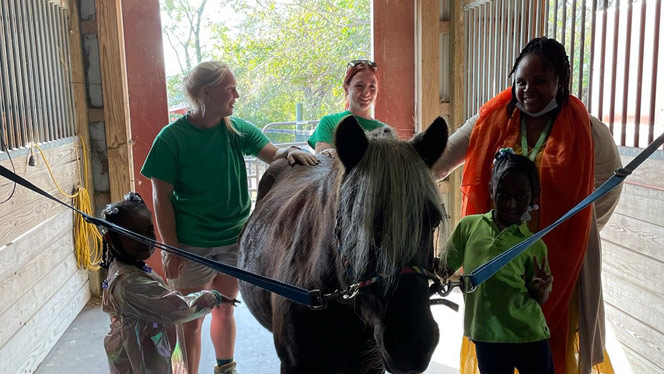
0,164,315,306
467,131,664,290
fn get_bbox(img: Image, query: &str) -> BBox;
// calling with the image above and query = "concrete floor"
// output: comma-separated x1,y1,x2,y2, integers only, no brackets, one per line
34,291,463,374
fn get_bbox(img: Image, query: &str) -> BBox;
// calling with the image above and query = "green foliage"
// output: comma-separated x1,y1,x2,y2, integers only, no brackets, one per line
162,0,371,128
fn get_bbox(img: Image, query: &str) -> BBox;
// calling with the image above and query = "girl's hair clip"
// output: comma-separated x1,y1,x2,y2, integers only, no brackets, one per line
494,147,516,163
104,204,119,216
124,191,143,203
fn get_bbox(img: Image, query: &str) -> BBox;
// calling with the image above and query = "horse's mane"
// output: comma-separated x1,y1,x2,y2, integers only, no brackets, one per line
337,128,443,288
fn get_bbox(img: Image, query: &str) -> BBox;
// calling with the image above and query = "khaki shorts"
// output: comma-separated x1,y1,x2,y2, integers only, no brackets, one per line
162,243,238,289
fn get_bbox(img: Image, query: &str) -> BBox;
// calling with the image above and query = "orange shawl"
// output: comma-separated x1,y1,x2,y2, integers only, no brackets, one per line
462,88,594,370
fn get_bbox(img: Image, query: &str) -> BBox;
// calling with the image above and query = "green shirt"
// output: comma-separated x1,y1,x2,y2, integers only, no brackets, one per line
141,116,270,247
307,110,387,148
445,211,551,343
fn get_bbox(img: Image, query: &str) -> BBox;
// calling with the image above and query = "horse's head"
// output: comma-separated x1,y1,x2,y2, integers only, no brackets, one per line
333,115,448,373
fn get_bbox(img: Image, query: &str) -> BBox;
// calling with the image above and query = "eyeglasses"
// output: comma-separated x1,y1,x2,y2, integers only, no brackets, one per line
347,59,378,69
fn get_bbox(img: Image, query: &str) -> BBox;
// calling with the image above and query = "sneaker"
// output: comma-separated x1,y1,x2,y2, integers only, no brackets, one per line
214,361,238,374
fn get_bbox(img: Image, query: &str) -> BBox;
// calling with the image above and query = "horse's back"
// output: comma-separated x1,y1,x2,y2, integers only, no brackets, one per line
239,156,336,330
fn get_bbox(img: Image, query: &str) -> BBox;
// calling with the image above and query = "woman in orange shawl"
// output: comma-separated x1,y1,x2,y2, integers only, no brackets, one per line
434,37,622,374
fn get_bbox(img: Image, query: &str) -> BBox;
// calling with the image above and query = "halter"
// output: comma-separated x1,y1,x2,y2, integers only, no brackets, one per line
316,215,458,311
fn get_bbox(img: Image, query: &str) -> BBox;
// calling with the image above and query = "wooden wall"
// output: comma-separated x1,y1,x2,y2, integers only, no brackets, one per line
601,150,664,374
0,139,89,374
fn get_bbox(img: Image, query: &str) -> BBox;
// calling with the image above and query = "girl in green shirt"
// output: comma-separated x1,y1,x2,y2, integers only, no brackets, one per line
444,149,554,374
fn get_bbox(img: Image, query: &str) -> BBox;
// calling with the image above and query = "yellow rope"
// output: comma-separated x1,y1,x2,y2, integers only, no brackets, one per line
32,137,102,270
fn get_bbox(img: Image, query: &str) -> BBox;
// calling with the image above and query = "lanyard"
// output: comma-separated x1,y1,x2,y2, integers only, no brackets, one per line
520,116,554,161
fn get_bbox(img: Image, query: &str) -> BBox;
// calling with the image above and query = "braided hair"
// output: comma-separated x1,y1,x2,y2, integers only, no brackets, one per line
100,192,151,270
507,37,571,117
491,149,540,203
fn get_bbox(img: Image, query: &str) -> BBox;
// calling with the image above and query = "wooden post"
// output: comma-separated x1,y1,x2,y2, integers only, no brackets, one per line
373,0,415,138
69,0,103,296
449,0,465,228
418,0,441,130
96,0,134,201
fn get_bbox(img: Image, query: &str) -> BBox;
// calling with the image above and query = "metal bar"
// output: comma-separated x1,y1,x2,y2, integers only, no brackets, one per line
588,0,597,111
8,0,25,148
648,0,661,145
609,0,620,136
6,0,22,149
578,0,587,101
510,2,520,59
0,0,16,149
500,0,506,89
535,0,541,37
468,8,479,115
53,4,67,140
554,0,559,38
47,3,64,140
520,0,526,49
493,1,499,94
23,0,42,143
478,4,487,103
484,2,495,98
506,0,512,84
633,0,647,147
38,0,55,141
562,0,568,45
598,0,608,124
621,1,633,146
58,9,75,137
570,0,577,92
28,0,45,143
545,0,550,36
465,8,470,119
16,0,35,146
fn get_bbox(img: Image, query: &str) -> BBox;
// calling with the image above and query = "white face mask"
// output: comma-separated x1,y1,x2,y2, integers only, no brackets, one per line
516,97,559,118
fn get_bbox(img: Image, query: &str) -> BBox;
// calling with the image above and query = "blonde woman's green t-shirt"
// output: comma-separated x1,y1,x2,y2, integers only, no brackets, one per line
307,110,387,148
445,211,551,343
141,116,270,247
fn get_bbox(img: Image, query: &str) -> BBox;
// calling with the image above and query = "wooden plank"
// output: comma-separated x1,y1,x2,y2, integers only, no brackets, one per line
0,270,89,374
448,0,465,228
68,0,94,196
0,210,72,282
0,196,72,249
439,101,451,116
97,0,134,201
622,344,664,374
602,240,664,298
420,0,440,129
602,271,664,334
440,20,450,34
0,236,77,347
613,183,664,228
602,213,664,263
620,154,664,190
605,303,664,374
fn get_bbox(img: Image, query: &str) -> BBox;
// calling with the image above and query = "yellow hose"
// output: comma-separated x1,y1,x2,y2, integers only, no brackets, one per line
32,136,102,270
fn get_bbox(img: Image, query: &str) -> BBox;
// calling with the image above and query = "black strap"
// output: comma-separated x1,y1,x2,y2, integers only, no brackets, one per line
0,164,316,306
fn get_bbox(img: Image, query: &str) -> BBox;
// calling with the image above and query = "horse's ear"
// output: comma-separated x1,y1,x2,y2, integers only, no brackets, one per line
335,115,369,170
411,116,449,168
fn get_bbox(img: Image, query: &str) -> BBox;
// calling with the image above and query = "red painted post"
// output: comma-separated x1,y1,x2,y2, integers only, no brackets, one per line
121,0,169,277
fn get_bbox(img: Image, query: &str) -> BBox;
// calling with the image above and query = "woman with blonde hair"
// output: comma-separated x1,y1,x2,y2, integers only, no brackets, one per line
142,61,318,374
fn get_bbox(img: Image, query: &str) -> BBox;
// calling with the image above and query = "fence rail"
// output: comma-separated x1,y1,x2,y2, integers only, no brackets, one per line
245,120,318,205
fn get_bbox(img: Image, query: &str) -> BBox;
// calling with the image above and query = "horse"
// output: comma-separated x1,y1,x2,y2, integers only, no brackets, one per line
238,115,449,374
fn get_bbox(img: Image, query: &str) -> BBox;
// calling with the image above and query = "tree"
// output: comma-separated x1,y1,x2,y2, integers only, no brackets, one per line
161,0,371,129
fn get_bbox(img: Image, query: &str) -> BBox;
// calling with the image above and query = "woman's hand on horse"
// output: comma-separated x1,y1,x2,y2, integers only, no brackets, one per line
164,253,186,279
319,148,336,159
287,149,320,167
